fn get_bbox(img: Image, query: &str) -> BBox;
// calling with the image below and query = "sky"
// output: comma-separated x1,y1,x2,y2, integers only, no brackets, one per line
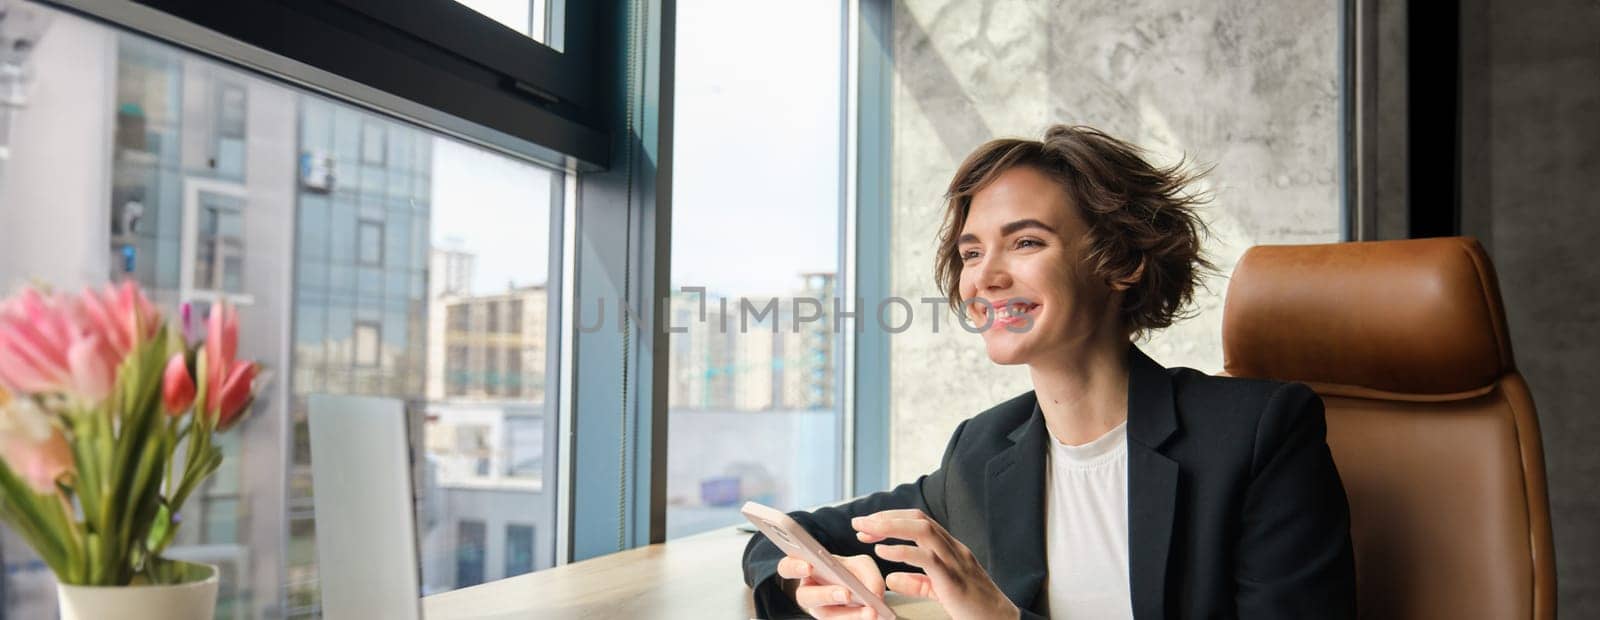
430,1,843,300
451,0,540,40
430,137,554,295
670,1,843,298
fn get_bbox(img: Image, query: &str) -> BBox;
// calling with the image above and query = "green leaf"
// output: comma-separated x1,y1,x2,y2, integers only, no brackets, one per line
145,500,177,556
84,531,104,584
192,351,210,432
0,461,70,579
67,414,102,530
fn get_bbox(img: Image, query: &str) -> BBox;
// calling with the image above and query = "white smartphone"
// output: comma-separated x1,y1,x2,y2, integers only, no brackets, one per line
741,501,897,620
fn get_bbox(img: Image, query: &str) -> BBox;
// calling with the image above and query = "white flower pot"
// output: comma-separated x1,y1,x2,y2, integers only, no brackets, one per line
56,562,219,620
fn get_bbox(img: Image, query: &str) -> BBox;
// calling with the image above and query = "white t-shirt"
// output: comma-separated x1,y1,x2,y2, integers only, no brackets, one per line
1043,420,1135,619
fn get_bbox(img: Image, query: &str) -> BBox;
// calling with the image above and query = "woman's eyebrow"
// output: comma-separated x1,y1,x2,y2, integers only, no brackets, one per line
957,219,1057,245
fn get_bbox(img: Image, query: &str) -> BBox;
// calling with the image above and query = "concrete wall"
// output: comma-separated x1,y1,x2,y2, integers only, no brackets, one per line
887,0,1342,481
1461,0,1600,613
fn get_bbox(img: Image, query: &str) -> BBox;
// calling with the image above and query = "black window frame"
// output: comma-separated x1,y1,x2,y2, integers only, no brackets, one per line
128,0,610,169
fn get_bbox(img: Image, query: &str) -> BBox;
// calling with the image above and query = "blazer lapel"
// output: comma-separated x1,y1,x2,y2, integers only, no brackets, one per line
985,398,1049,612
1126,345,1180,620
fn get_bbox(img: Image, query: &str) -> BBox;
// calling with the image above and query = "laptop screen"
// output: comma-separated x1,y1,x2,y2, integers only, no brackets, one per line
308,394,424,620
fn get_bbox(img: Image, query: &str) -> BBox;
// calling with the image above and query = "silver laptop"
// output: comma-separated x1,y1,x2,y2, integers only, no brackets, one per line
308,394,423,620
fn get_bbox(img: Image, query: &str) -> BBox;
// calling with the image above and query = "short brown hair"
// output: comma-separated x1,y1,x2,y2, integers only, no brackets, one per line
934,125,1215,338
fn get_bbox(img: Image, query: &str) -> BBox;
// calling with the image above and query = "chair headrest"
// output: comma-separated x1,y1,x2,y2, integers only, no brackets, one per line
1222,237,1515,399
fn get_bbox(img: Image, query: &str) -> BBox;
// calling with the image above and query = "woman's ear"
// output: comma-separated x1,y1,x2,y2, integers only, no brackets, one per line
1109,259,1145,292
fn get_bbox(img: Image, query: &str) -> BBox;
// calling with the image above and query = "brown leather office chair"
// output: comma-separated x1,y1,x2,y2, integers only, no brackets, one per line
1221,237,1556,619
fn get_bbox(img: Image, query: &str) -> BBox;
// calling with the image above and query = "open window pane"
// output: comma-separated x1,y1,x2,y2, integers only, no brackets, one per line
452,0,550,44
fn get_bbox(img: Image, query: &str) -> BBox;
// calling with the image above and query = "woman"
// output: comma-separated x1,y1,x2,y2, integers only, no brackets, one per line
741,125,1356,619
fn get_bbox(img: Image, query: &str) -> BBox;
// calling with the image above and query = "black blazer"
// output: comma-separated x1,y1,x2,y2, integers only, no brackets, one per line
743,345,1356,619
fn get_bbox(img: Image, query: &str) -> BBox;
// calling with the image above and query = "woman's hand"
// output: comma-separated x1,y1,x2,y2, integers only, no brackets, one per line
853,509,1019,620
776,553,886,619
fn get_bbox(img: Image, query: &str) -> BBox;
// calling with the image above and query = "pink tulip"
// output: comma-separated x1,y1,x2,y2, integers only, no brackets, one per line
203,303,238,414
66,333,116,402
78,281,160,358
201,302,257,428
0,283,160,403
215,360,257,430
204,303,238,374
162,353,196,415
0,289,80,395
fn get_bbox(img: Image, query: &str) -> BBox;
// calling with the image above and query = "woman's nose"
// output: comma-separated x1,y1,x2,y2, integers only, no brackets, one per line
974,254,1012,291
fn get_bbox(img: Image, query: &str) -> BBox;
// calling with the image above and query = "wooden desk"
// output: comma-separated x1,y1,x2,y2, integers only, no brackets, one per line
421,526,947,619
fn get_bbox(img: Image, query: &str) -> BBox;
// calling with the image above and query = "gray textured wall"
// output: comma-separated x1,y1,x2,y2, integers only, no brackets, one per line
886,0,1341,482
1462,0,1600,614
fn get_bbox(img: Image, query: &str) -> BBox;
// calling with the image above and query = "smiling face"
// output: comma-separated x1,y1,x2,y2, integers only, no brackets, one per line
956,166,1125,366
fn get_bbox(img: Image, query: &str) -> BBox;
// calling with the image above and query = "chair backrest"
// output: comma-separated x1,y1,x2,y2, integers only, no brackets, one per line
1221,237,1555,619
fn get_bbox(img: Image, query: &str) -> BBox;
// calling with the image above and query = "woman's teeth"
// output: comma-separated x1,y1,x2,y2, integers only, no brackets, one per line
993,303,1038,320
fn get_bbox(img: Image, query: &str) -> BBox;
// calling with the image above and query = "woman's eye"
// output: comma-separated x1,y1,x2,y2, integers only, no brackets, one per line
960,250,980,261
1017,238,1043,249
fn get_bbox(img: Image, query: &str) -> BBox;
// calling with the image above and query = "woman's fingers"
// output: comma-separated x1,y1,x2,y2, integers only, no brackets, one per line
795,584,859,610
787,554,884,619
852,515,931,542
795,582,878,620
885,572,939,600
838,554,886,598
777,556,813,580
852,514,956,565
872,542,947,578
859,509,932,521
853,511,948,544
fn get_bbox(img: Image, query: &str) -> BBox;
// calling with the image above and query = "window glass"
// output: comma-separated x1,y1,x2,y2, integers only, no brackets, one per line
452,0,549,44
360,120,386,165
0,8,561,617
455,521,487,588
213,83,247,179
504,415,541,480
506,299,523,332
505,524,536,577
358,219,384,266
195,191,246,295
667,0,845,538
353,321,381,367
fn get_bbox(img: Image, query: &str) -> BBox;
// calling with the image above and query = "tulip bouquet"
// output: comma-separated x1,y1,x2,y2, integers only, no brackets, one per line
0,282,260,587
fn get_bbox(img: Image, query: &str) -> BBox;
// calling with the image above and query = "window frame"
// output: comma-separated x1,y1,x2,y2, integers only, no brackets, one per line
24,0,605,609
47,0,896,576
352,320,382,368
356,218,384,267
61,0,611,169
846,0,893,496
323,0,590,108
